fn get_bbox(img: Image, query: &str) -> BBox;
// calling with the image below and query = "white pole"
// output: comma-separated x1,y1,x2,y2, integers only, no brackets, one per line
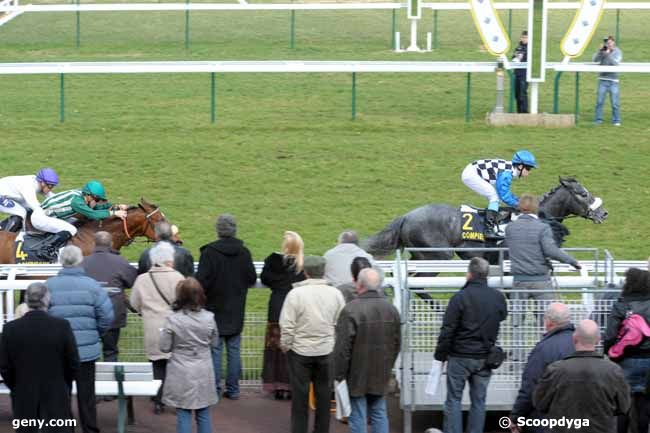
426,32,432,51
530,82,539,113
406,19,420,51
395,32,401,52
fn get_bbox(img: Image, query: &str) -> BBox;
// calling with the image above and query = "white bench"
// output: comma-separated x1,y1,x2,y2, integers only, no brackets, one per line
1,362,160,433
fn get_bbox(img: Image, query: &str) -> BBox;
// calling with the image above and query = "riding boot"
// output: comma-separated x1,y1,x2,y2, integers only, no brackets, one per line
38,231,73,262
0,215,23,233
484,209,499,238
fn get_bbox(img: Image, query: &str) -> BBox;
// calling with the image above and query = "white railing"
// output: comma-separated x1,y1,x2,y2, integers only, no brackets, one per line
0,0,21,26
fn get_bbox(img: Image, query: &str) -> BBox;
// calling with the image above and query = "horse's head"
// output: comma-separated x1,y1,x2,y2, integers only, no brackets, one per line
544,177,608,223
130,198,183,244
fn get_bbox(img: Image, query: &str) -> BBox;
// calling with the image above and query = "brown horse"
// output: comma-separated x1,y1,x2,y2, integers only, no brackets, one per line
0,198,178,263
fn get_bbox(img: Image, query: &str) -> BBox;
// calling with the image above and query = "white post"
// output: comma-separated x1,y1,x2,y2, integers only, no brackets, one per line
530,82,539,114
426,32,432,51
406,19,420,51
394,32,401,52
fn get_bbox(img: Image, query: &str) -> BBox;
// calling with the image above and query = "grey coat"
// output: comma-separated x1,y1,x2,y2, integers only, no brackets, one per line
160,309,219,409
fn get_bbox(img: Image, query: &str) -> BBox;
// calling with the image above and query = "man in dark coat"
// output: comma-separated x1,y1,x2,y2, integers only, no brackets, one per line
0,282,80,433
82,231,137,363
334,267,401,433
512,30,529,113
434,257,508,433
196,213,257,399
509,303,575,432
138,221,194,277
533,319,630,433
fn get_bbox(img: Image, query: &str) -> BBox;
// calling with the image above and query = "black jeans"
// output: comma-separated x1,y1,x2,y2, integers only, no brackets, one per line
101,328,121,362
151,359,167,404
287,351,332,433
75,361,99,433
514,75,529,113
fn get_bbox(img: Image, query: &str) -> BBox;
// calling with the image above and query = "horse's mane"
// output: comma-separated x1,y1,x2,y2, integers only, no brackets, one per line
539,183,565,205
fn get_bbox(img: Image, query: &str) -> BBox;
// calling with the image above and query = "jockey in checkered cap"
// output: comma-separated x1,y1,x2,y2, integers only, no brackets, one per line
461,150,537,235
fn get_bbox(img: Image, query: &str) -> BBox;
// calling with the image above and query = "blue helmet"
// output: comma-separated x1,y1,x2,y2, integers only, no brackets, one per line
512,150,537,169
35,168,60,186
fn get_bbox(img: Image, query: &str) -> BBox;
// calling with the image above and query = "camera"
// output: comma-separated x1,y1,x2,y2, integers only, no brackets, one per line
603,37,609,44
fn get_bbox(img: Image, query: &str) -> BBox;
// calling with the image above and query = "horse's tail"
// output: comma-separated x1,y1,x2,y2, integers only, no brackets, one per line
363,215,406,258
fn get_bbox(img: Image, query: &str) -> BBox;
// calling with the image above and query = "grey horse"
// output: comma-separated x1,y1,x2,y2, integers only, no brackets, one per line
364,177,608,262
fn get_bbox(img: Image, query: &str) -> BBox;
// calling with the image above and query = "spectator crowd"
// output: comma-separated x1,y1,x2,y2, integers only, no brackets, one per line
1,204,649,433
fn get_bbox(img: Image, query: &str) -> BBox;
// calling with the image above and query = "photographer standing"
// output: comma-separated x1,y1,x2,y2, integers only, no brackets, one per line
593,36,622,126
512,31,528,113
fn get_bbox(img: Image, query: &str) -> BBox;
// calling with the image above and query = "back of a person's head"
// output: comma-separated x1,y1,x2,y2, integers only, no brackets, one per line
26,282,50,310
94,231,113,248
574,319,600,348
357,268,382,293
150,241,175,267
544,303,571,327
350,256,372,281
282,230,304,272
467,257,489,280
59,245,83,268
337,230,359,245
303,255,326,279
172,277,206,312
622,268,650,297
154,221,173,241
216,213,237,238
519,194,539,215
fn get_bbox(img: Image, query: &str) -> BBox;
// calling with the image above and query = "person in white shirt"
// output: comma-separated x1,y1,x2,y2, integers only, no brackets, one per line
0,168,70,235
280,255,345,433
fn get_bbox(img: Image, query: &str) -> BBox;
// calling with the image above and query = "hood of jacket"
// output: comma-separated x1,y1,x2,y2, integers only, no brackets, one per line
201,237,246,257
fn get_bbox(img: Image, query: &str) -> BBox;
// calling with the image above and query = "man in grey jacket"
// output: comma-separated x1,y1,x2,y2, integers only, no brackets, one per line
593,36,622,125
505,194,581,363
324,230,374,287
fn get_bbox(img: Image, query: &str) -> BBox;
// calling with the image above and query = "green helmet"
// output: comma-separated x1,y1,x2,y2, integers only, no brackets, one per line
82,180,107,200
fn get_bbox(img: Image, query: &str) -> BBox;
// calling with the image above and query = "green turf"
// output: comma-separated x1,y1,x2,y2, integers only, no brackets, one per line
1,2,648,279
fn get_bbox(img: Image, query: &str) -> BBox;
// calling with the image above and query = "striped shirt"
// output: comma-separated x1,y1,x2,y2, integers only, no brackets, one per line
42,189,112,220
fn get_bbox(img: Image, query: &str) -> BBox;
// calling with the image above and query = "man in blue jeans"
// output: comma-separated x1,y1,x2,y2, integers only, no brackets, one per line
593,36,622,125
334,268,401,433
434,257,508,433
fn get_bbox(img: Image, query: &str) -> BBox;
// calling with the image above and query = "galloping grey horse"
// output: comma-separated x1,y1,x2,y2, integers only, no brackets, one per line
363,177,608,261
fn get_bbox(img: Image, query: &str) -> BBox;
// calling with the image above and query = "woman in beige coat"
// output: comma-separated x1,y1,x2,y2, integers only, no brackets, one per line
161,277,219,433
130,242,184,414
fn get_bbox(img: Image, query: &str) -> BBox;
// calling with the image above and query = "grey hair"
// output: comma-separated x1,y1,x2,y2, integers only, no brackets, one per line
468,257,490,279
154,221,173,241
26,282,50,310
216,214,237,238
338,230,359,245
149,241,175,267
303,255,327,279
59,245,83,267
357,268,382,292
94,231,113,248
544,303,571,326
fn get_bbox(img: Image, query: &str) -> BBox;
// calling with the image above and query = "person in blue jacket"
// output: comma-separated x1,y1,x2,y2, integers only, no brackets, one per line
47,245,114,433
461,150,537,235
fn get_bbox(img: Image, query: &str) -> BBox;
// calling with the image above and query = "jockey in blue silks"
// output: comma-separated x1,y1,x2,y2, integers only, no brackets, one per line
461,150,538,234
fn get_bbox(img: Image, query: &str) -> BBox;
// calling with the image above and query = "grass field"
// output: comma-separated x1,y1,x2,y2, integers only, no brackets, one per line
1,1,649,314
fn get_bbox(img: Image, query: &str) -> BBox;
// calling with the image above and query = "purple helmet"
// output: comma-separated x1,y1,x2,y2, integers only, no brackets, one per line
35,168,60,186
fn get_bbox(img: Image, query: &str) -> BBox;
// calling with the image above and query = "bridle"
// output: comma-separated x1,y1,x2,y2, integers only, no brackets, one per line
121,206,162,246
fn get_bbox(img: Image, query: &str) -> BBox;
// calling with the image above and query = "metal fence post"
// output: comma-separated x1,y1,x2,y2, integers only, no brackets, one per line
184,0,190,50
465,72,472,123
574,72,580,124
508,9,512,41
433,10,439,49
391,9,396,49
290,10,296,49
615,9,621,43
75,0,80,48
507,69,514,113
351,72,357,120
59,74,65,123
553,71,563,114
210,72,216,124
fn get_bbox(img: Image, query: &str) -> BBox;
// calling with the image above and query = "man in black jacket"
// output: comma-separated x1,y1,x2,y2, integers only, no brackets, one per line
196,213,257,399
0,282,80,433
138,221,194,277
82,231,137,363
512,30,528,113
509,303,575,432
334,267,401,433
434,257,508,433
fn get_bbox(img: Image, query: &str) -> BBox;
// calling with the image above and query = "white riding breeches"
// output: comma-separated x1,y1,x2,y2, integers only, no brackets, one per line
0,197,27,218
461,164,499,204
29,208,78,236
